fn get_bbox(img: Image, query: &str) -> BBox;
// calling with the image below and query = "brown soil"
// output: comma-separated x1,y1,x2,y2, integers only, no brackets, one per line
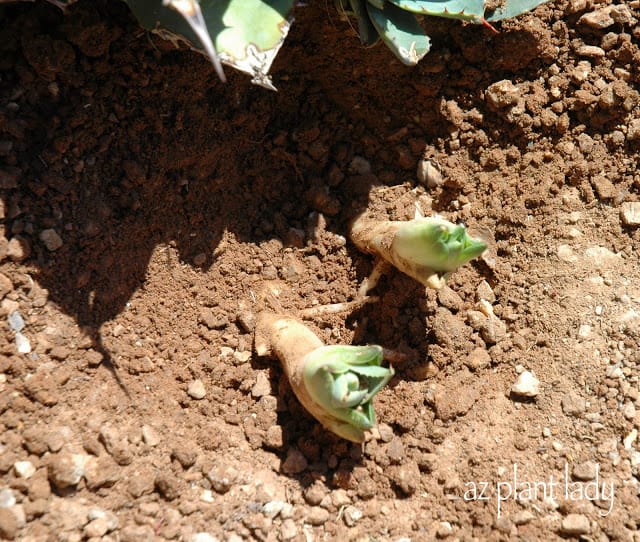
1,0,640,540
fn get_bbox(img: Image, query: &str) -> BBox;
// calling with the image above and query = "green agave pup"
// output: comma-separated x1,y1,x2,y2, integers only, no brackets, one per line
351,214,487,289
255,312,394,442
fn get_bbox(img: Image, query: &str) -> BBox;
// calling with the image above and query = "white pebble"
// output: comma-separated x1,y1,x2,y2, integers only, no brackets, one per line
577,324,591,339
262,500,285,519
201,489,214,503
190,533,220,542
0,488,16,508
15,332,31,354
511,371,540,398
620,202,640,226
624,428,638,449
13,461,36,479
343,506,363,527
7,311,24,332
187,379,206,399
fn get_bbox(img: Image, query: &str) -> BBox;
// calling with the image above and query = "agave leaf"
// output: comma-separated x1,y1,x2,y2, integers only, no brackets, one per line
484,0,548,22
125,0,294,90
336,0,379,45
366,1,431,65
386,0,485,22
348,365,394,378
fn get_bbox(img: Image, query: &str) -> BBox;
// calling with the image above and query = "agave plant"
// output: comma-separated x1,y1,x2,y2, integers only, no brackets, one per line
14,0,546,87
255,312,395,442
351,214,487,289
335,0,549,65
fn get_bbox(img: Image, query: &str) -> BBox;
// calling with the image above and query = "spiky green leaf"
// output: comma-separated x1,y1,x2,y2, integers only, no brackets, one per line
366,1,431,65
386,0,484,21
125,0,294,89
484,0,548,22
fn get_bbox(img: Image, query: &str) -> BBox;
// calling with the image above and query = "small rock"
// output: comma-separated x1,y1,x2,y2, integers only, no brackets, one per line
343,506,363,527
199,308,228,330
306,506,329,526
467,310,507,344
6,236,30,262
577,324,591,339
141,425,161,447
349,156,371,175
576,45,605,58
22,427,48,455
592,176,615,200
13,461,36,479
251,372,271,398
579,8,614,28
46,426,72,453
84,517,110,538
155,474,181,500
261,501,285,519
628,119,640,141
386,438,405,464
303,482,326,505
465,348,491,370
172,445,197,469
511,371,540,398
436,521,454,538
190,534,220,542
560,514,590,535
561,392,586,417
0,489,16,508
282,449,307,474
436,286,464,311
512,510,535,525
417,158,444,188
0,508,18,540
14,333,31,354
485,80,521,108
233,350,251,364
83,455,121,490
99,424,133,465
127,470,155,498
280,518,297,540
557,244,577,262
0,273,12,299
622,402,636,421
206,463,238,493
624,428,638,449
331,489,351,508
389,461,421,495
264,425,283,449
377,423,394,443
47,452,87,489
39,229,63,251
476,280,496,303
620,202,640,226
572,461,597,481
187,379,206,400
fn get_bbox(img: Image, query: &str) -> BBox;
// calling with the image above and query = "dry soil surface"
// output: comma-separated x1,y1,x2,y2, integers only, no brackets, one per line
1,0,640,541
